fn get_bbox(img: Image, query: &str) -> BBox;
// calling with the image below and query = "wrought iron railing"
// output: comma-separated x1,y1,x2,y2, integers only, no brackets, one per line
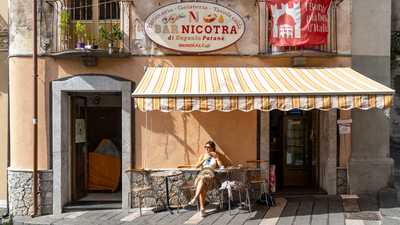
44,0,131,55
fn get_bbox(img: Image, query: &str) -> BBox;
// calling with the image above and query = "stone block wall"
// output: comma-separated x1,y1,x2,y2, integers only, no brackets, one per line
8,169,53,216
129,169,263,209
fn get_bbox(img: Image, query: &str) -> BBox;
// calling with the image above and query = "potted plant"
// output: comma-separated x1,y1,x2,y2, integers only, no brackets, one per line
75,21,86,49
60,10,71,49
99,24,123,54
111,24,123,52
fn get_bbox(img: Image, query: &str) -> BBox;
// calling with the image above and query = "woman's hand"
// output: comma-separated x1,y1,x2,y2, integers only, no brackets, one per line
209,152,218,159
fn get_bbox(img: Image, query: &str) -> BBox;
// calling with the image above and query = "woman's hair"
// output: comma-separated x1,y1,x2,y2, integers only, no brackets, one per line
205,140,216,151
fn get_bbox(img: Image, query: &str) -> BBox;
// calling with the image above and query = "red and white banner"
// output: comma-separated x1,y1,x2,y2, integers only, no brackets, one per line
267,0,331,46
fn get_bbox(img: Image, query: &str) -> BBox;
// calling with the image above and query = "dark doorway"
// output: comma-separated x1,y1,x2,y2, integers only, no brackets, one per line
68,92,122,210
270,110,320,193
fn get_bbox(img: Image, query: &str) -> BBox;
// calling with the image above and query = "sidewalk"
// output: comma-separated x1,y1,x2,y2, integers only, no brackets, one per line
10,193,400,225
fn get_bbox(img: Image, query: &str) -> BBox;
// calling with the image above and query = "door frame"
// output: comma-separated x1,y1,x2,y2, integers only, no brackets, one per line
52,75,132,214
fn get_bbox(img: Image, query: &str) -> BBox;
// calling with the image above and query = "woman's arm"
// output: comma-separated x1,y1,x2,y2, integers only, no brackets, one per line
195,154,206,168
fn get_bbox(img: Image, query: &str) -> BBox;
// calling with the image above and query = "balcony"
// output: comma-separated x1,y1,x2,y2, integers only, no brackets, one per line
43,0,338,57
45,0,131,58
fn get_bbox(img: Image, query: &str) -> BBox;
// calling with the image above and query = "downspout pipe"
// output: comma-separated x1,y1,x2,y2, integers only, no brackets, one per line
32,0,39,217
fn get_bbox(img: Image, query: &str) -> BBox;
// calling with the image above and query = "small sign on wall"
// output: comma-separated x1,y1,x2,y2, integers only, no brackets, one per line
337,119,352,135
75,119,86,143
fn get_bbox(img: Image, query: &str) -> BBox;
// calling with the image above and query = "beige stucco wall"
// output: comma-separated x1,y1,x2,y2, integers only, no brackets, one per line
8,56,351,170
0,52,8,205
0,0,8,206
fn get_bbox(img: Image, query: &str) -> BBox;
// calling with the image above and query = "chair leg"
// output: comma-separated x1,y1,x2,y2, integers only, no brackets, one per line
138,195,142,216
228,191,231,215
238,190,242,209
262,183,268,207
246,189,251,213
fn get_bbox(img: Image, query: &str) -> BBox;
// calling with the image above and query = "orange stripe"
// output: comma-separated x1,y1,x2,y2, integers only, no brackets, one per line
153,67,168,93
215,97,223,111
222,68,236,92
234,68,251,92
168,69,180,93
354,96,361,108
246,97,253,111
308,96,316,109
210,68,221,93
258,68,283,92
152,97,160,111
230,97,238,111
322,96,330,109
168,98,175,111
261,96,270,111
292,96,300,109
384,95,392,108
338,96,346,109
368,95,376,108
183,97,192,112
136,68,156,93
200,97,208,111
184,68,192,93
136,98,144,111
277,96,285,110
199,68,206,94
246,68,267,92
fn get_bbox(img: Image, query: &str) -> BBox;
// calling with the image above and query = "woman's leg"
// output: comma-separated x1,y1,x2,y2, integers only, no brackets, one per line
193,178,204,200
199,187,207,210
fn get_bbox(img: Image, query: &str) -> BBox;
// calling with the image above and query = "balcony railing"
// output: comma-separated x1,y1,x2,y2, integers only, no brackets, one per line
43,0,338,56
45,0,131,56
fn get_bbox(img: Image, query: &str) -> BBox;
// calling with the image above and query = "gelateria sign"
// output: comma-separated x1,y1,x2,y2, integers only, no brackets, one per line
144,2,245,53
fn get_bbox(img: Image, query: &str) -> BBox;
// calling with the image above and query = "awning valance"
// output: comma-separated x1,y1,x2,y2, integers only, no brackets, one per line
132,67,394,112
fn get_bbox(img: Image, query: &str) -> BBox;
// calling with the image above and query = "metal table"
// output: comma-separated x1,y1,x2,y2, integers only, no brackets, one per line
150,170,183,213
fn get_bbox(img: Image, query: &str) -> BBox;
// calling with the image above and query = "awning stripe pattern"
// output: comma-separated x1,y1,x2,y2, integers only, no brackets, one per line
132,67,394,112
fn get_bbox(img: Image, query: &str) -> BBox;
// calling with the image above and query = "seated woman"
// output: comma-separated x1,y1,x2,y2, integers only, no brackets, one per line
188,141,223,217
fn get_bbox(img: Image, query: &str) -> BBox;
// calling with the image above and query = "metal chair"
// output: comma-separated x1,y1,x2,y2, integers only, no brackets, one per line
219,168,251,214
176,165,199,211
245,160,269,206
125,168,166,216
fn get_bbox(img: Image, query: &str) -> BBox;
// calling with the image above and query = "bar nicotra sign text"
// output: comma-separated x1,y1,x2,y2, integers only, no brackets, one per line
145,2,245,53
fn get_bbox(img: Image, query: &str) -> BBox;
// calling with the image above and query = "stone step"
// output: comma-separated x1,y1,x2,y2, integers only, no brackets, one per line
63,201,122,212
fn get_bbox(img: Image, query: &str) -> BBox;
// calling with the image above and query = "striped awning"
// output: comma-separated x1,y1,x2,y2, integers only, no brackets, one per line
132,67,394,112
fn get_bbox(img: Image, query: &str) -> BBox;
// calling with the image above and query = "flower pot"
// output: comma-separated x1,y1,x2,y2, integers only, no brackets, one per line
76,42,85,49
108,43,114,54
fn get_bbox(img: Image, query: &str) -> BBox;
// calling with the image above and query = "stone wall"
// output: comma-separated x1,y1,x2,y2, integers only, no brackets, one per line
129,169,263,209
8,169,53,216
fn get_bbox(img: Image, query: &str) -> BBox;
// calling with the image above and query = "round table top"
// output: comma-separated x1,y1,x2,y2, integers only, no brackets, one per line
150,170,183,177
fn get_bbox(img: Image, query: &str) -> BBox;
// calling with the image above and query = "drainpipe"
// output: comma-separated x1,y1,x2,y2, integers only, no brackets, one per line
32,0,39,217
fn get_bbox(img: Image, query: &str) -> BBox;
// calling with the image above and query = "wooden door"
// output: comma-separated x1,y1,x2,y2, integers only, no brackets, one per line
283,114,312,187
71,96,88,201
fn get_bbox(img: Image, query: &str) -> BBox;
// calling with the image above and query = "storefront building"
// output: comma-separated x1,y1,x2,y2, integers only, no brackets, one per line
0,0,9,213
6,0,394,216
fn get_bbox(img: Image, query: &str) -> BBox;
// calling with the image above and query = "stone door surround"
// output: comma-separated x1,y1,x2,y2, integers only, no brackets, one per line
52,75,132,214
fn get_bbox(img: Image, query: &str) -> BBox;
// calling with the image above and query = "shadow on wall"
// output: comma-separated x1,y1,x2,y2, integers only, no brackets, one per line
137,110,257,168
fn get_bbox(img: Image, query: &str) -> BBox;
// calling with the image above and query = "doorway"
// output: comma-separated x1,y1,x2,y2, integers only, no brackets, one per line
69,93,122,209
269,110,320,193
52,75,132,214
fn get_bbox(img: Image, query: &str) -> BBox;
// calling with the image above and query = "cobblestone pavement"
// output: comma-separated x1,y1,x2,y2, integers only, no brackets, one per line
11,193,400,225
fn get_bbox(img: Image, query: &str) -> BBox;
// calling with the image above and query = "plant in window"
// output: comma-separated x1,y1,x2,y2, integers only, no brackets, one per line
60,10,71,49
99,24,123,54
74,21,86,49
